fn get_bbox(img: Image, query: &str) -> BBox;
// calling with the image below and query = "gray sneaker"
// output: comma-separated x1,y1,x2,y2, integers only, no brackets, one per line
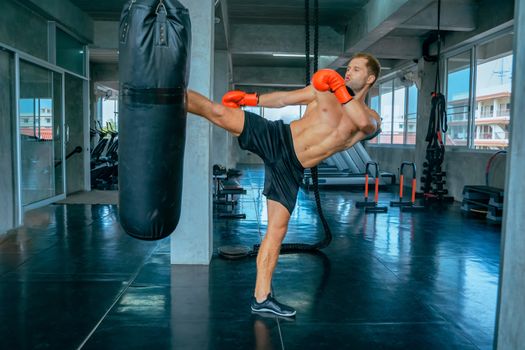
250,294,296,317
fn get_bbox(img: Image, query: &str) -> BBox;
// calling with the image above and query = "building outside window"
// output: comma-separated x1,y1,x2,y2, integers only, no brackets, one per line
445,31,513,150
367,73,418,146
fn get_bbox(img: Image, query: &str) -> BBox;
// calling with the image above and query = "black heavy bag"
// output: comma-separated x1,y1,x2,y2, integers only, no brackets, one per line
118,0,191,240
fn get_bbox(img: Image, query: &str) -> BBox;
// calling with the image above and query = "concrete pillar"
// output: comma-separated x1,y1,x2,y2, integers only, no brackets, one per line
495,0,525,347
211,50,231,168
0,49,16,234
171,0,214,265
414,58,438,179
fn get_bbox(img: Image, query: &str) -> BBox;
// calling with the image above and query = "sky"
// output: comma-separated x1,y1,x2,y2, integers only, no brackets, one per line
448,54,513,101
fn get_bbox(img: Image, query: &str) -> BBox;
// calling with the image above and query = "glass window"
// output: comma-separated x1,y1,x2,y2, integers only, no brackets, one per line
56,28,86,76
102,98,119,130
406,84,418,145
243,106,262,116
378,81,393,144
368,85,379,144
474,33,513,150
19,60,64,205
392,78,406,145
446,50,471,147
367,78,417,146
262,105,301,124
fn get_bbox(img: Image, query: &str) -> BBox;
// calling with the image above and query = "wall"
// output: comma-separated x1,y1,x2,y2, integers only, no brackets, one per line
366,146,416,178
0,1,48,60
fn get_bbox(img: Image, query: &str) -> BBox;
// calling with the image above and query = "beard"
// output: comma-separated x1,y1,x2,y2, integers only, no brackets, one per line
347,79,367,93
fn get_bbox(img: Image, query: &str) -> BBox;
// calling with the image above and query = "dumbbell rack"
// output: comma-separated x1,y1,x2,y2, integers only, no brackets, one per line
420,147,454,203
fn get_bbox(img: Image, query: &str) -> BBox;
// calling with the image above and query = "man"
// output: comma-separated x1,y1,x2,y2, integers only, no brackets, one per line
187,52,381,317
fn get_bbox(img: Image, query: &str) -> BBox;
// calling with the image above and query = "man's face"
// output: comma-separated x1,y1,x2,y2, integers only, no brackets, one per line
345,57,375,92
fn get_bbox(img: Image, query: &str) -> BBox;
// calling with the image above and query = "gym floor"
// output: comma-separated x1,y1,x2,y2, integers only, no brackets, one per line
0,165,500,349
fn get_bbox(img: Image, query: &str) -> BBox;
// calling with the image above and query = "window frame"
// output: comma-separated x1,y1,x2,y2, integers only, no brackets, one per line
367,67,419,147
442,27,513,152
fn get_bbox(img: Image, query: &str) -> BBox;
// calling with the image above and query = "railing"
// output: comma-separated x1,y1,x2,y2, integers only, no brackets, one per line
477,109,511,118
497,109,511,117
478,111,493,118
476,132,509,140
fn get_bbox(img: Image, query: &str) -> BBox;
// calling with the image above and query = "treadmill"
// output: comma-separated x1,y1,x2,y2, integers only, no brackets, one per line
303,142,395,186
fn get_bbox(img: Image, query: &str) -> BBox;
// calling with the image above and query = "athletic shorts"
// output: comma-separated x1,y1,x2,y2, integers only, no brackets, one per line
237,111,305,214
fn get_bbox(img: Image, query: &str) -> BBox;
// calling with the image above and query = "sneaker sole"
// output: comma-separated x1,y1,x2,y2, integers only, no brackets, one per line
251,306,296,317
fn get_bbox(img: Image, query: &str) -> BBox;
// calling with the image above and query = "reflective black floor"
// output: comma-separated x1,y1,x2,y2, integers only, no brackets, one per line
0,165,501,349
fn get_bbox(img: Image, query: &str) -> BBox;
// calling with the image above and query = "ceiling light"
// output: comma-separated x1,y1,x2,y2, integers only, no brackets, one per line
273,53,314,58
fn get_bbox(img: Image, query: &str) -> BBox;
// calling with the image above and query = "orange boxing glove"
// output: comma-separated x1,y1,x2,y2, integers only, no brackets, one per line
312,69,353,104
221,90,259,108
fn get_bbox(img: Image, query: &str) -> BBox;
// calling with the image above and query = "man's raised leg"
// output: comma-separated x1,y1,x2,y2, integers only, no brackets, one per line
187,90,245,136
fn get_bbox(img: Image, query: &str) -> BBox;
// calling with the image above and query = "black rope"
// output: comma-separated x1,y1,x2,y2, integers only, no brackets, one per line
434,0,442,94
422,0,450,200
305,0,310,85
313,0,319,72
309,0,332,249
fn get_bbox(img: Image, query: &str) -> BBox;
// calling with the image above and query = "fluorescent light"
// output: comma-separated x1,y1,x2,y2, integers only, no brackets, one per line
273,53,314,58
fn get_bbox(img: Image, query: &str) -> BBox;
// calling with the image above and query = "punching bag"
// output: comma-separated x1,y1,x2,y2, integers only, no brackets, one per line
118,0,191,240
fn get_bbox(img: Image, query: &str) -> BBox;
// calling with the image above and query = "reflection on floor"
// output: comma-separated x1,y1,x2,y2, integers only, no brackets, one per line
0,165,500,349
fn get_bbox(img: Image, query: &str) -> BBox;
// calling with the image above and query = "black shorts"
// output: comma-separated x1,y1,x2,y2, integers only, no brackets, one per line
238,111,305,214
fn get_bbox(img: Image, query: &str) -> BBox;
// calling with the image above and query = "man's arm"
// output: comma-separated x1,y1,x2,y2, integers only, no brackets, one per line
258,85,316,108
343,99,380,135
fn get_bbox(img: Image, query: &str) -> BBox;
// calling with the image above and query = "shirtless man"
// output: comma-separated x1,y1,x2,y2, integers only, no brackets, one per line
187,52,381,317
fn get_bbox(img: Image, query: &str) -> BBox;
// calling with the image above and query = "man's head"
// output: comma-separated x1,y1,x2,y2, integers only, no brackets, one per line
344,52,380,93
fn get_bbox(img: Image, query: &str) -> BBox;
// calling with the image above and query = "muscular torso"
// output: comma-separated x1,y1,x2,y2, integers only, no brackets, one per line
290,91,373,169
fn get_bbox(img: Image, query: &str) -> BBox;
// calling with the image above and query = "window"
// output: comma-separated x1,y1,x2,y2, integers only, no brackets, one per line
392,78,406,144
473,33,513,150
244,105,303,124
446,50,471,147
444,31,513,150
101,98,119,130
367,73,418,145
406,84,418,145
378,81,393,143
367,85,379,144
19,98,54,140
262,105,301,124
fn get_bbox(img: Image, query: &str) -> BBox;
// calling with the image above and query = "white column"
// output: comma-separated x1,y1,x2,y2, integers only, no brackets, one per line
171,0,214,265
495,0,525,347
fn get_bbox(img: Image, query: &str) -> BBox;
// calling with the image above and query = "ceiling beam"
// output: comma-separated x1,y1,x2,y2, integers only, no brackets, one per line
329,0,434,68
230,24,343,56
399,1,477,31
366,36,422,60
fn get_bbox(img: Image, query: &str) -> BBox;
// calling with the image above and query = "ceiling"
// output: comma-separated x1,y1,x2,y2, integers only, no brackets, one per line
70,0,479,88
68,0,128,21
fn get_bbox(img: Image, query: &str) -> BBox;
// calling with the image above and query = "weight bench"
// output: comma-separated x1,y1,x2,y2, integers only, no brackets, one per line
214,178,247,219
